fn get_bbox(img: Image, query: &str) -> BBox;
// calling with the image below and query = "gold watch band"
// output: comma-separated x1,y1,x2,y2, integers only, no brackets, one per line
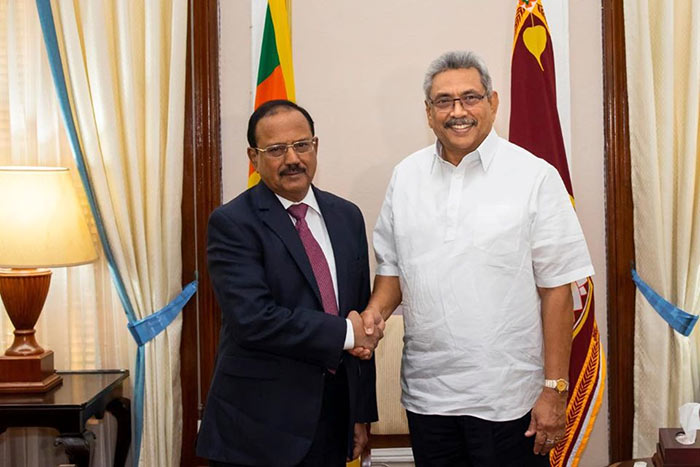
544,378,569,393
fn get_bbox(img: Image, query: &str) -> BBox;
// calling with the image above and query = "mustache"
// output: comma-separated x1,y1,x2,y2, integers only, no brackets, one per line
445,118,477,128
280,164,306,176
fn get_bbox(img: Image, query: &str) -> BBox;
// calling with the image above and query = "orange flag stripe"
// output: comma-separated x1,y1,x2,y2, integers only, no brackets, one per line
254,65,287,110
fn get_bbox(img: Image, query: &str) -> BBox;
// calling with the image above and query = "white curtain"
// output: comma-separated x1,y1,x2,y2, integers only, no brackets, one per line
50,1,188,465
0,1,134,465
624,0,700,457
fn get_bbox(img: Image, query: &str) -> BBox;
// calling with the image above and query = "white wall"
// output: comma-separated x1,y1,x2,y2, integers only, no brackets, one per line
567,2,608,465
219,2,608,465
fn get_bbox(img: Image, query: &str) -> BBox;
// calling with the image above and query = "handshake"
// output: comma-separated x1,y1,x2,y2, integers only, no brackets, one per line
347,308,386,360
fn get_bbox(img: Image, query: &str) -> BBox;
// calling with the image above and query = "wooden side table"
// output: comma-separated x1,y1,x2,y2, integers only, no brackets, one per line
0,369,130,467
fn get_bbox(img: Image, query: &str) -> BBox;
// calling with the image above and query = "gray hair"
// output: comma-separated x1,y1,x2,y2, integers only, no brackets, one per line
423,51,493,99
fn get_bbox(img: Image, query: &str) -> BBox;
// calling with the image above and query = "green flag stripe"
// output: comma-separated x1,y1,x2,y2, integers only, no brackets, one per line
257,5,281,86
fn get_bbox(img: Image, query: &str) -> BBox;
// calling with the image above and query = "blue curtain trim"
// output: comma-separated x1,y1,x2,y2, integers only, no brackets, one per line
134,346,145,466
35,0,137,324
128,281,199,347
128,280,197,465
631,268,698,337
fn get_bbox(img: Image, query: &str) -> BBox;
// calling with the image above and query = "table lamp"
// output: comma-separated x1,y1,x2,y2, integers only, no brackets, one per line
0,167,98,393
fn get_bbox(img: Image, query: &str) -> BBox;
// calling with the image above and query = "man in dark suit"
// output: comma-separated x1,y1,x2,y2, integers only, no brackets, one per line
196,100,382,467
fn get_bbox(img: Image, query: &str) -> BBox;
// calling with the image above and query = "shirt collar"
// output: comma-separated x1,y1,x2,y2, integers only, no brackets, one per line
276,188,322,216
432,128,499,172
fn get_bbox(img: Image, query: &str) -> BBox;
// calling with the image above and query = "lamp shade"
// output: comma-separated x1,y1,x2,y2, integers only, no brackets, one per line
0,167,98,268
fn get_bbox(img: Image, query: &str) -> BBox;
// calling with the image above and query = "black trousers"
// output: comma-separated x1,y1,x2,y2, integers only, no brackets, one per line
406,410,551,467
210,366,349,467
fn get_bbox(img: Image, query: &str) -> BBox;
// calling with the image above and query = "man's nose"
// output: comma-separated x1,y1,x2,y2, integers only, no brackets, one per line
283,145,301,164
451,99,468,116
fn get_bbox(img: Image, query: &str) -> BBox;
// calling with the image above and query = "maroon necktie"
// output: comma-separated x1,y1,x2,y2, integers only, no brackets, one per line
287,203,339,316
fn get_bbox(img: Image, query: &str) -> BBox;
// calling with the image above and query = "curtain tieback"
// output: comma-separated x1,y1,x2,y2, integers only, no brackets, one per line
127,280,199,347
631,268,698,337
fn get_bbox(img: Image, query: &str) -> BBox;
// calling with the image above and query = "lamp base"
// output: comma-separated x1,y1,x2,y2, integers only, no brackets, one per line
0,350,62,393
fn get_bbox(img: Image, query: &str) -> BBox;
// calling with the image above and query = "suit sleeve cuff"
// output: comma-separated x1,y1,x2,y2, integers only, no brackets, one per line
343,319,354,350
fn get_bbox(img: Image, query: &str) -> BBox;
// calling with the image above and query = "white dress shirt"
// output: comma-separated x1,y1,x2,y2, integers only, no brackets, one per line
373,129,594,421
276,190,354,349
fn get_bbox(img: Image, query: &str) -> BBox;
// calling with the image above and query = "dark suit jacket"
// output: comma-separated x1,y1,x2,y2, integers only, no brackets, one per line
196,182,377,466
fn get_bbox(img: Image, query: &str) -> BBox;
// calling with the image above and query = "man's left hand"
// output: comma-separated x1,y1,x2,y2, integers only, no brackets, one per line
347,308,385,360
348,422,369,461
524,388,567,455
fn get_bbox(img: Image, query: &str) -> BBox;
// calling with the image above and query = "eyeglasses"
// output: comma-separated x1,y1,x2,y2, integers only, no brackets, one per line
253,137,317,158
428,93,487,111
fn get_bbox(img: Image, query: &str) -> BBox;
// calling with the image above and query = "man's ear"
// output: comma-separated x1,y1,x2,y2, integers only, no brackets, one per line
247,148,258,170
425,101,434,130
489,90,500,114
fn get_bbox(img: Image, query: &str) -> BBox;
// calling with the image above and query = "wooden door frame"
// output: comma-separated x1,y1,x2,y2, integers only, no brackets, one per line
181,0,222,465
602,0,636,462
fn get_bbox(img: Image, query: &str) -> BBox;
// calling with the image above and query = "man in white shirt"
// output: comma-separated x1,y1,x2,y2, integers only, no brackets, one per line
359,51,594,466
197,100,382,466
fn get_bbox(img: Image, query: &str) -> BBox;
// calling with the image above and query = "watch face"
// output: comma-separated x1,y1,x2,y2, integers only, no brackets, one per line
556,380,567,392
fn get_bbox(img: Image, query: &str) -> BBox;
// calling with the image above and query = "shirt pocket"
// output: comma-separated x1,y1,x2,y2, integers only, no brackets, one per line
473,204,522,255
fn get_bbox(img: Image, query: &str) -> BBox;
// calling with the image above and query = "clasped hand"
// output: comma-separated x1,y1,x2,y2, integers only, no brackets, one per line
346,309,385,360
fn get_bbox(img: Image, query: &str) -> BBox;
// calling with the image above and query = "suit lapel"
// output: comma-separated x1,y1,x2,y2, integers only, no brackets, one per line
315,187,351,317
253,183,322,306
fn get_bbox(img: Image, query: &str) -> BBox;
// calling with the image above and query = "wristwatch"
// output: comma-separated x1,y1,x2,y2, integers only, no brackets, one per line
544,378,569,394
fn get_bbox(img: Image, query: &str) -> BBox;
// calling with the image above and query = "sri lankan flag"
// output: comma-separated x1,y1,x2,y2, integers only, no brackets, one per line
249,0,296,187
509,1,606,466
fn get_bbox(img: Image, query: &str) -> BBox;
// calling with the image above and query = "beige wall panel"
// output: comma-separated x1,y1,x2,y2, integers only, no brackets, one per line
220,2,608,465
568,2,608,466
